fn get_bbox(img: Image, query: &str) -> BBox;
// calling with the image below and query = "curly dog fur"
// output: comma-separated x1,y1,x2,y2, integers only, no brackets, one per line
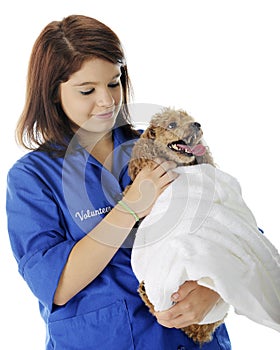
128,107,224,345
128,107,215,180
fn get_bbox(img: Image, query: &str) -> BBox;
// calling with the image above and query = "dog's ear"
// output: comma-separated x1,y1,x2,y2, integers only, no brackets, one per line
142,126,156,139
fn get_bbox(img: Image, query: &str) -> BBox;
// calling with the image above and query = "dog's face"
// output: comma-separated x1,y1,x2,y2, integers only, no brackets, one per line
142,108,206,166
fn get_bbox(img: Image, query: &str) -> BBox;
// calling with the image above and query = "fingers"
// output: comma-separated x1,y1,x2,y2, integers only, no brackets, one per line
152,158,177,174
155,290,201,329
171,280,197,303
155,281,221,329
155,310,196,329
155,303,197,329
123,158,179,218
138,158,179,194
151,159,179,185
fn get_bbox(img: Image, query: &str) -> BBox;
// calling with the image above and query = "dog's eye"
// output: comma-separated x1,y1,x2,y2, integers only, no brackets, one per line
167,122,177,129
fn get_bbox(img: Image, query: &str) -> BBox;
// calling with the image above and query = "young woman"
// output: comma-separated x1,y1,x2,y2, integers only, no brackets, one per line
6,15,231,349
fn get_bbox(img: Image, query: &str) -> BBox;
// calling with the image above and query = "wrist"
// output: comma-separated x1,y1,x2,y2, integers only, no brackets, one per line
117,199,140,223
122,189,153,219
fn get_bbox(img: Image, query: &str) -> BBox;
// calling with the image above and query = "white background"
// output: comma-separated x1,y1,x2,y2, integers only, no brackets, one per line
1,0,279,348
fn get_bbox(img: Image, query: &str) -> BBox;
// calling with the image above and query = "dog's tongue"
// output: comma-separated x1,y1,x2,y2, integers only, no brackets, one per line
188,144,206,156
179,143,206,156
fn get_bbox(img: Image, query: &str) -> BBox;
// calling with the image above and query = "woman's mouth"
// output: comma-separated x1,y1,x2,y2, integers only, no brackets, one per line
94,111,114,120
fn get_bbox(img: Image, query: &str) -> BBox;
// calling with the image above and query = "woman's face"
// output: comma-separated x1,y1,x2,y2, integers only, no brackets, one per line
60,58,123,135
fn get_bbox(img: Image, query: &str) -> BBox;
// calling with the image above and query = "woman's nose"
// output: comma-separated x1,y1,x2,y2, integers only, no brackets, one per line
96,88,114,107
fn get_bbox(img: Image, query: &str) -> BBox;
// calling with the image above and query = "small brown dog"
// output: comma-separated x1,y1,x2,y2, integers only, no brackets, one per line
128,107,224,345
128,107,215,179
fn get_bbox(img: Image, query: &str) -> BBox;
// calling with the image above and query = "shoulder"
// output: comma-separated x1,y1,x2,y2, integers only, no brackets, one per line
11,149,62,168
7,149,64,183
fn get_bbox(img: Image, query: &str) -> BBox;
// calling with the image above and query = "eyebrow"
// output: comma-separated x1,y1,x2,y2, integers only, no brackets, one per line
73,73,121,87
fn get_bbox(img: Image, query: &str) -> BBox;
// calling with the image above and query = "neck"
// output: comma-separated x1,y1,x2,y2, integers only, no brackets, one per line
82,132,114,171
77,129,112,151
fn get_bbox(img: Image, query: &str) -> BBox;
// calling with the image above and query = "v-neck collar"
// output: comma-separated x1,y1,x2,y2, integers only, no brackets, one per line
84,127,136,175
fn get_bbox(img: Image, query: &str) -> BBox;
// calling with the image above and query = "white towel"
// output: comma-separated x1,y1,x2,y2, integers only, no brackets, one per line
131,164,280,332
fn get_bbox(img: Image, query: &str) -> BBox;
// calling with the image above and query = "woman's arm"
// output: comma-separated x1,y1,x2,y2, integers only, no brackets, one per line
54,160,178,305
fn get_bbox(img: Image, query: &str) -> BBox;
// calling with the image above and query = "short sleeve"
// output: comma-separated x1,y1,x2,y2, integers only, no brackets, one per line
6,164,76,311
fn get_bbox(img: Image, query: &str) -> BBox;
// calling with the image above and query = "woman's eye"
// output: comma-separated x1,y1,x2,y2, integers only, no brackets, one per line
108,81,120,88
168,122,177,129
80,88,95,96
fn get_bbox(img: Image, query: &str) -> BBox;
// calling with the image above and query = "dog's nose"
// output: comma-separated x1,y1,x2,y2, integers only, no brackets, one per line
191,122,201,130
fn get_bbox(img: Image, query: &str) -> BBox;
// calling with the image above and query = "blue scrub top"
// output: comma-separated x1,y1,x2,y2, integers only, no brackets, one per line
6,127,231,349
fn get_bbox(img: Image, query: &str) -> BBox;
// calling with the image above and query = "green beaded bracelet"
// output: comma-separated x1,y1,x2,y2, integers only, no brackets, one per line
118,200,140,222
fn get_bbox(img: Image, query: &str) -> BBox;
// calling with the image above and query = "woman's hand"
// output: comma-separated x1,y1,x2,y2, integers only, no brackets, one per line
154,281,220,329
123,159,178,218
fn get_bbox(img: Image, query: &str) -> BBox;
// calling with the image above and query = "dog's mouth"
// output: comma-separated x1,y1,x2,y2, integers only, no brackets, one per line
167,140,206,157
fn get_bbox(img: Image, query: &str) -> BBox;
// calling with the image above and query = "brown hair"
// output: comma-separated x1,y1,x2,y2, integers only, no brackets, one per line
16,14,137,154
